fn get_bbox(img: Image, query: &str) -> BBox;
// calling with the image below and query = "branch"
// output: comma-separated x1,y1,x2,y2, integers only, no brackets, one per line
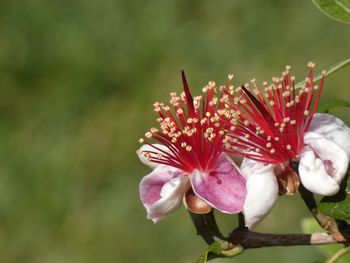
190,209,350,262
290,161,348,241
229,228,343,249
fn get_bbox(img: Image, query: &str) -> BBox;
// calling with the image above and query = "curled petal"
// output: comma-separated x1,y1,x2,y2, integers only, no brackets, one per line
308,113,350,157
190,154,246,214
300,133,349,195
304,132,349,185
299,148,339,195
241,158,278,229
139,165,188,222
137,144,170,169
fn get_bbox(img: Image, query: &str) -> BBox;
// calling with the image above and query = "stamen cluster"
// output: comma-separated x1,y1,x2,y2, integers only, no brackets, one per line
138,72,230,173
139,63,325,169
218,63,325,164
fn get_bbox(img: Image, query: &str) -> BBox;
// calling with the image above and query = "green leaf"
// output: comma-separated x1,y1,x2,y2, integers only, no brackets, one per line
295,58,350,89
195,241,222,263
194,241,243,263
326,246,350,263
319,172,350,220
301,218,343,258
312,0,350,24
317,99,350,113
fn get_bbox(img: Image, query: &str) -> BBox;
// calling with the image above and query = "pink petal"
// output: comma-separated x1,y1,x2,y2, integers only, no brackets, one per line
190,154,246,214
300,132,349,196
139,165,188,222
137,144,170,169
241,158,278,229
308,113,350,157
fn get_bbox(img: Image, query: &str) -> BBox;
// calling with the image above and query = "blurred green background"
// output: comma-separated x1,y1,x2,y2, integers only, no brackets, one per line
0,0,349,262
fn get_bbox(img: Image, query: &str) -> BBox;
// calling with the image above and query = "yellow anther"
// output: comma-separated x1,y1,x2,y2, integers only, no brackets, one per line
186,146,192,152
177,108,184,114
308,61,315,68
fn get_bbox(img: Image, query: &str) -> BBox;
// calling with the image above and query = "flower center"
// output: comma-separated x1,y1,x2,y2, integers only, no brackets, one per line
138,72,230,173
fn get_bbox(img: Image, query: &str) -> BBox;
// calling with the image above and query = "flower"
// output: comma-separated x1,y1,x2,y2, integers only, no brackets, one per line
218,63,350,229
137,72,246,223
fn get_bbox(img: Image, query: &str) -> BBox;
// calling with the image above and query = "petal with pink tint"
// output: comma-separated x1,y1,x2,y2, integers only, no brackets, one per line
299,147,339,195
300,132,349,195
190,154,246,214
241,158,278,229
308,113,350,157
304,132,349,185
137,144,170,169
139,165,188,222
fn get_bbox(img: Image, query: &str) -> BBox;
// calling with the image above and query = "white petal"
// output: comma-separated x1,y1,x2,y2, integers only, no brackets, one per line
139,165,188,222
299,147,339,196
308,113,350,157
147,175,189,221
240,158,262,178
137,144,170,169
304,132,349,185
241,158,278,229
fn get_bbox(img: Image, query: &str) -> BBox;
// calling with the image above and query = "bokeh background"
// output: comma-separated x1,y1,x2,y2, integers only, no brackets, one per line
0,0,350,262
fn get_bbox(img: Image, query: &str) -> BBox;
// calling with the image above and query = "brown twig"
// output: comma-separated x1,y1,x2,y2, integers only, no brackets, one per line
191,209,350,262
229,228,343,249
290,161,348,241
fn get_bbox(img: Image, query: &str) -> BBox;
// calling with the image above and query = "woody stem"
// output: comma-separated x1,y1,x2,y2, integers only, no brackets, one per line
290,161,347,241
229,228,344,248
188,210,224,245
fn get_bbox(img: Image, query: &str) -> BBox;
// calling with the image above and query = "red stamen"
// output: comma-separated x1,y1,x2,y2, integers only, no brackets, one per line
219,63,325,164
139,73,228,174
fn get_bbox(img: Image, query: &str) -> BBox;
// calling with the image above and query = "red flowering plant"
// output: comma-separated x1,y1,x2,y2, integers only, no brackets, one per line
137,60,350,262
